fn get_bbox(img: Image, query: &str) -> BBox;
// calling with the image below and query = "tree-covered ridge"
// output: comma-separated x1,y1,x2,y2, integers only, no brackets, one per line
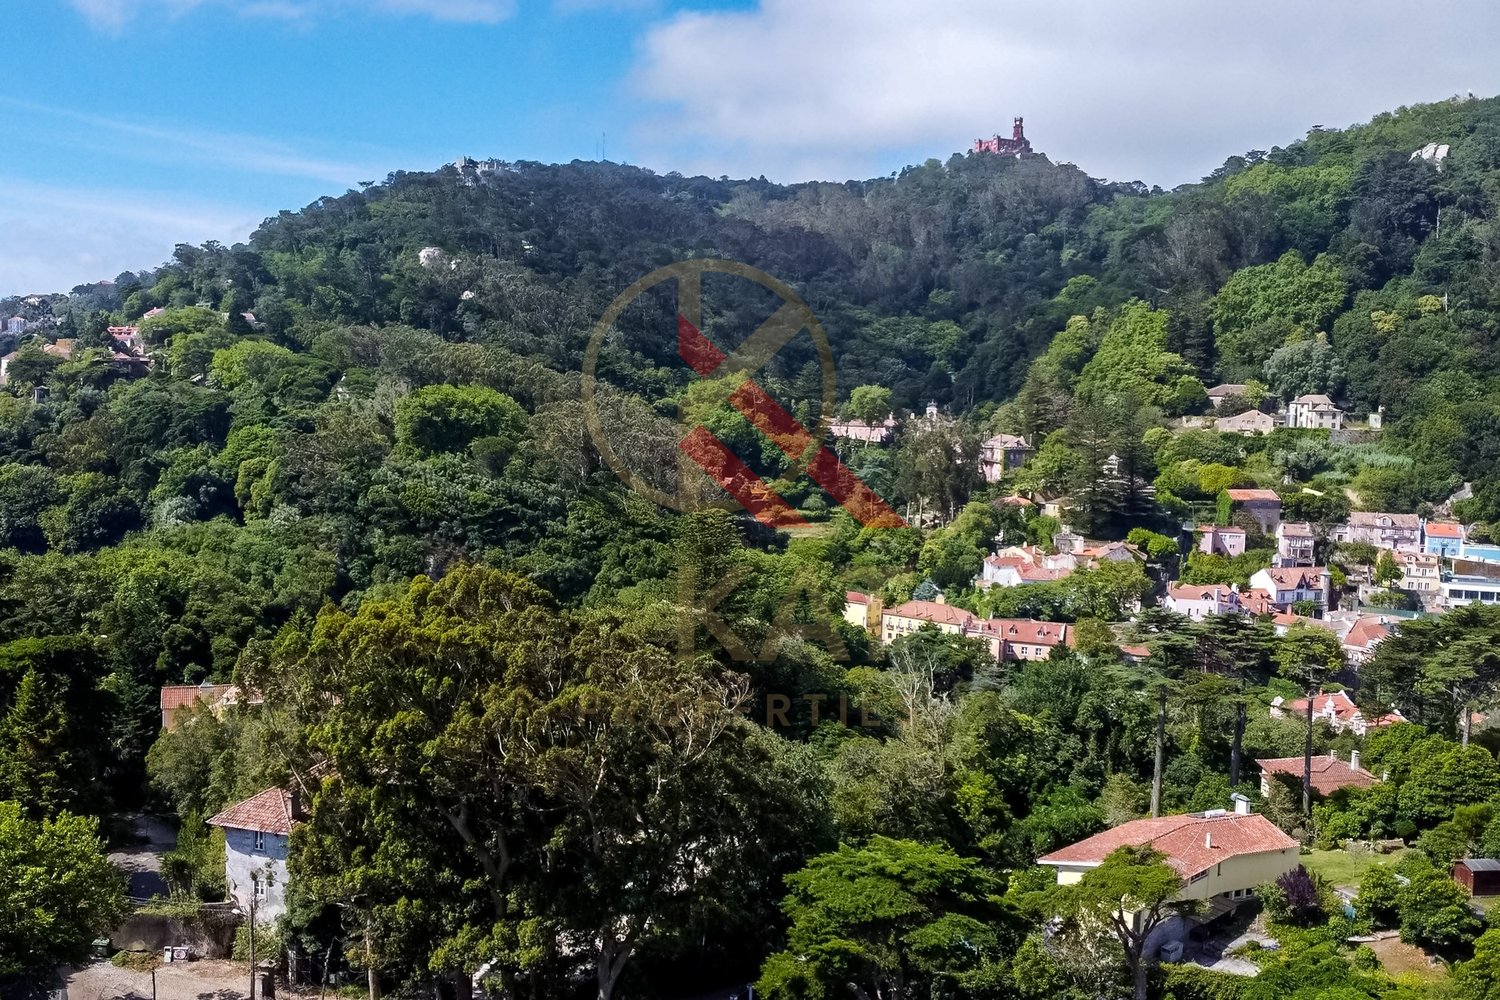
10,93,1500,998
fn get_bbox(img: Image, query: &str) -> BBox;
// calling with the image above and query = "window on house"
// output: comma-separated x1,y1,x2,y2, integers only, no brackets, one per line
253,831,265,852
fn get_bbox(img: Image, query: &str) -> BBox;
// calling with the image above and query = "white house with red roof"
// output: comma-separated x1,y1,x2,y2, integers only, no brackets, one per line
208,786,305,922
1249,566,1333,612
1038,803,1299,910
1269,690,1406,736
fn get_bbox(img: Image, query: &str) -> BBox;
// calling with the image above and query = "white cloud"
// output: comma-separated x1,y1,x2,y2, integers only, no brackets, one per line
0,97,392,185
0,178,259,295
629,0,1500,185
68,0,514,29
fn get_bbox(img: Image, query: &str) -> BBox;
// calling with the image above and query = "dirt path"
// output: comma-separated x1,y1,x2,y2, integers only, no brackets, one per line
61,959,248,1000
109,815,177,902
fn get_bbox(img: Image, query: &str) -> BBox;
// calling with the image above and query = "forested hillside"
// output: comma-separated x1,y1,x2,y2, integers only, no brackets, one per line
8,94,1500,998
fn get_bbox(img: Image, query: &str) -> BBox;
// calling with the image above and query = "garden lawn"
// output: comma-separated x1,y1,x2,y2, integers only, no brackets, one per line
1300,848,1412,890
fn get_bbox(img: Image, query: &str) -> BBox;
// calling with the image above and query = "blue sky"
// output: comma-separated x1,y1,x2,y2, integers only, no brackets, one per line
3,0,1500,294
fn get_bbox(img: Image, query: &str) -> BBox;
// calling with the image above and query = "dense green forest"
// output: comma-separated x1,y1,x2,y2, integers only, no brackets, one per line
11,94,1500,999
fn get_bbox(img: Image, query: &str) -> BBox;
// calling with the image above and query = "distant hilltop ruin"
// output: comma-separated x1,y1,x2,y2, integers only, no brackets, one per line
974,117,1033,157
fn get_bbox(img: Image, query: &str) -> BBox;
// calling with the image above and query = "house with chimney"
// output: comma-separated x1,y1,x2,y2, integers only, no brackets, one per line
208,784,309,923
1257,751,1378,798
1038,799,1299,928
1269,690,1405,736
1249,566,1333,612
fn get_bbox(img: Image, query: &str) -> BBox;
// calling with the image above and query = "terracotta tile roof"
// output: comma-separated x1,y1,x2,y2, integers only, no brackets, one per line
1196,524,1246,534
1256,567,1328,589
1241,589,1276,614
1039,812,1297,879
883,600,976,628
160,683,235,722
207,787,296,835
1206,383,1248,397
1227,489,1281,503
845,591,869,605
1016,565,1066,582
1258,755,1379,795
1276,690,1406,728
1279,522,1314,537
1425,522,1464,539
983,619,1071,646
998,495,1034,507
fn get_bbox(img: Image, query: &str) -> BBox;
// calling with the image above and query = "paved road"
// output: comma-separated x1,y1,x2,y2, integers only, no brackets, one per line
109,815,176,901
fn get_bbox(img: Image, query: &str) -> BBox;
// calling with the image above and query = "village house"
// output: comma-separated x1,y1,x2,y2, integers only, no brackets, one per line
879,598,977,644
1225,488,1282,534
1165,584,1242,621
1275,522,1316,568
1249,566,1333,612
842,591,875,630
1335,512,1421,553
1038,801,1299,928
1215,409,1275,435
829,416,896,445
1269,690,1406,736
108,325,144,354
1340,616,1393,665
1257,751,1378,798
979,556,1069,588
1197,523,1246,558
1393,550,1441,596
208,786,305,924
978,618,1072,662
1204,384,1249,409
1286,393,1345,431
6,316,27,335
979,433,1033,482
1423,520,1466,557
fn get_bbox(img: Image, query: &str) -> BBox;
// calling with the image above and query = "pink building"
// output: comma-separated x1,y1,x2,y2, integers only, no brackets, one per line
1197,524,1247,557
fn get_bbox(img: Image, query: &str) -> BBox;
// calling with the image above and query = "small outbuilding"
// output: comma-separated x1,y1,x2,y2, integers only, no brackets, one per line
1454,858,1500,896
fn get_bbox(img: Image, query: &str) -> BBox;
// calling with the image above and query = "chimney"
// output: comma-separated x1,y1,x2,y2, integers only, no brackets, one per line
1205,832,1214,849
1351,749,1362,772
1231,792,1252,816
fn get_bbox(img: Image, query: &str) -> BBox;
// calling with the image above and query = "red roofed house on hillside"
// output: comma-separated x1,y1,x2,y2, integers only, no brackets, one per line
1258,751,1379,798
160,681,235,730
209,785,307,922
1270,690,1406,736
979,619,1072,662
1039,799,1299,929
1197,524,1246,558
1225,489,1283,534
1249,566,1334,612
843,591,875,630
879,598,978,645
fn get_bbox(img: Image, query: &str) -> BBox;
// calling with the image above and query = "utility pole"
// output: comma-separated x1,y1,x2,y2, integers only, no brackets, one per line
248,874,259,1000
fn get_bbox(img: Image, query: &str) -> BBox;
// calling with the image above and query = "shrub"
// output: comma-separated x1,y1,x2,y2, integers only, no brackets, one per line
1271,865,1329,926
1351,944,1380,972
1354,865,1401,930
1399,865,1485,955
